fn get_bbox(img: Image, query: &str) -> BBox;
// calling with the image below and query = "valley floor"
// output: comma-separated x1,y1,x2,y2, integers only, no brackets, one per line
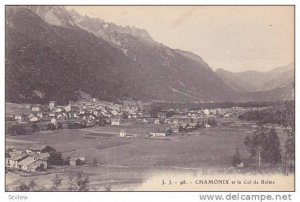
5,118,292,191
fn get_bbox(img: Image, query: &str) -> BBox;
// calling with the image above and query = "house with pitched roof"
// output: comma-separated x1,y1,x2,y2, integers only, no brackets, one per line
6,153,28,168
18,156,47,172
26,144,56,155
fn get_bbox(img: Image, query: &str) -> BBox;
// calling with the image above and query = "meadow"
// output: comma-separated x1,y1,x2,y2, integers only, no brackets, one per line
6,118,289,191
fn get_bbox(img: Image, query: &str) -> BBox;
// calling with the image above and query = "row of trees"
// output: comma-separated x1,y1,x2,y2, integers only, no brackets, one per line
238,101,294,127
238,109,287,125
239,126,294,174
11,170,113,192
13,172,92,191
243,127,281,165
151,101,280,112
6,117,109,136
233,102,294,174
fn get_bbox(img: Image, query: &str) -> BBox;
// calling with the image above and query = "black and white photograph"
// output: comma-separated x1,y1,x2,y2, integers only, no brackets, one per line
4,5,295,192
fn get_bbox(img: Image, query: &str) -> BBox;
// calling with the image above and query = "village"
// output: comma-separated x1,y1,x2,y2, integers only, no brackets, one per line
5,99,293,192
5,99,246,137
5,98,271,174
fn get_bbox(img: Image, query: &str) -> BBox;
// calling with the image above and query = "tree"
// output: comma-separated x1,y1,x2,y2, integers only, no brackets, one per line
48,152,63,165
28,180,37,191
91,158,98,166
122,112,129,119
68,171,89,191
166,111,175,118
285,132,295,174
57,123,63,129
16,182,31,191
104,185,111,191
283,101,295,174
77,176,89,191
68,171,76,191
51,174,62,191
149,105,162,118
31,123,39,132
232,148,242,167
47,124,56,131
6,124,29,136
166,128,173,135
244,127,281,165
195,121,201,129
207,118,217,127
98,119,107,127
244,136,256,157
178,125,184,132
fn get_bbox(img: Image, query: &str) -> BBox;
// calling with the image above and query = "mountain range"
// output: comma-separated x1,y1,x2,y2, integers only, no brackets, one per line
215,64,294,92
5,6,294,104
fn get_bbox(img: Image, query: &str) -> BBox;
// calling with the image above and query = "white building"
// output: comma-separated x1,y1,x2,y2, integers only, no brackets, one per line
31,106,41,112
111,119,121,126
65,105,72,112
111,110,119,116
205,123,211,128
14,114,22,121
203,109,210,116
149,131,166,137
120,130,127,137
56,107,63,113
30,117,39,122
50,118,57,125
154,119,160,124
49,101,57,110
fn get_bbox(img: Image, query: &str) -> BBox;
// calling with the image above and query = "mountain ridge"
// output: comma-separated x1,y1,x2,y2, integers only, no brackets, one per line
6,6,238,104
5,6,294,104
216,63,294,92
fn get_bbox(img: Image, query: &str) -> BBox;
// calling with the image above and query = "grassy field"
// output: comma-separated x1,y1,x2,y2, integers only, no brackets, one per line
6,102,32,116
7,124,251,167
6,118,289,191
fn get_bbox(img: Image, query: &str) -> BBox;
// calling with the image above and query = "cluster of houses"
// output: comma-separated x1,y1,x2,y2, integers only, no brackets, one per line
6,100,145,135
118,116,218,138
5,144,86,173
6,98,255,138
115,107,250,138
5,144,59,172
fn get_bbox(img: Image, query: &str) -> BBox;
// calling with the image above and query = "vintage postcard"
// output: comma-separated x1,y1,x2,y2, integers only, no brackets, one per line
5,5,295,191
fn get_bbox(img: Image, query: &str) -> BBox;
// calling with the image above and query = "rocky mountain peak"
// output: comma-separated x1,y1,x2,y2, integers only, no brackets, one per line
26,6,76,27
66,9,153,45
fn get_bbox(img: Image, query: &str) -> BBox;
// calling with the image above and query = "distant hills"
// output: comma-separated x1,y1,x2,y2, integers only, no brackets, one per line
5,6,294,104
215,64,294,92
215,64,294,101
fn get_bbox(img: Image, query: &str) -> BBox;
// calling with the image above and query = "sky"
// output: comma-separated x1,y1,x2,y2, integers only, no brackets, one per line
66,6,294,72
